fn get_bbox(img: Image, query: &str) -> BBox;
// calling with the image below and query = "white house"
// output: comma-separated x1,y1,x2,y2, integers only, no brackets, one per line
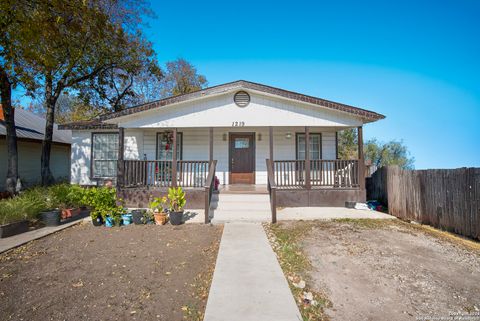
60,80,384,220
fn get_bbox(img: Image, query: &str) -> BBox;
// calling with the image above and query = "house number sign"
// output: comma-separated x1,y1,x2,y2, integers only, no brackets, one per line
232,121,245,127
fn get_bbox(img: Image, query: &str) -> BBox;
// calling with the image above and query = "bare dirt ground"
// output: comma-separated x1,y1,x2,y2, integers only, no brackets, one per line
0,222,223,321
301,219,480,321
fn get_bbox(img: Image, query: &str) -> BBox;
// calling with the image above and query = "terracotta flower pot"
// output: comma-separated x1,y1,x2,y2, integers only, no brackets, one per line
154,212,167,225
61,208,81,220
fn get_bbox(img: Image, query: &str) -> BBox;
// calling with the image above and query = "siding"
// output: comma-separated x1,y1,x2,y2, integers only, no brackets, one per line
117,91,363,128
70,127,338,186
0,139,70,190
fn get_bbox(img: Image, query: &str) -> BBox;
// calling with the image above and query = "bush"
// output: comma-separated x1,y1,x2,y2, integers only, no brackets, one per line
0,183,88,225
82,187,125,222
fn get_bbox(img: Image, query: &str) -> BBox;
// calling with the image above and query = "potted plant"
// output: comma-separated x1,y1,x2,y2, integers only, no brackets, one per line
0,198,29,238
148,196,168,225
82,187,124,227
40,194,61,226
167,187,186,225
131,209,146,224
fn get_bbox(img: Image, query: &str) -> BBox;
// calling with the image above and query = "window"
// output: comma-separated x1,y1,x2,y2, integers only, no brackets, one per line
92,133,118,178
296,133,322,160
156,132,182,160
234,138,250,149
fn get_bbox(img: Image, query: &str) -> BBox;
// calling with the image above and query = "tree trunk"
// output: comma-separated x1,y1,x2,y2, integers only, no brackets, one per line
41,75,57,186
0,68,18,195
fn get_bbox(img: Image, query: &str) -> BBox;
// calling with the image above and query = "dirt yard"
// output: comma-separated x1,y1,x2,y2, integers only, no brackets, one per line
0,222,223,321
271,219,480,321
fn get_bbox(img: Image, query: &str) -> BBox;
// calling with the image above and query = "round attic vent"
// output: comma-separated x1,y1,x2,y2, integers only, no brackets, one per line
234,91,250,107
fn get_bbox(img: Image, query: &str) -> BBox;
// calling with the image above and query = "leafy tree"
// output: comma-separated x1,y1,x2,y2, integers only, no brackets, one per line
337,128,358,159
3,0,159,185
364,139,414,169
0,0,35,193
160,58,208,97
337,128,414,169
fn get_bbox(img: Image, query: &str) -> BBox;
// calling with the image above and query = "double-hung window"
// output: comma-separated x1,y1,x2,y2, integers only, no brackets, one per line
296,133,322,160
92,133,119,178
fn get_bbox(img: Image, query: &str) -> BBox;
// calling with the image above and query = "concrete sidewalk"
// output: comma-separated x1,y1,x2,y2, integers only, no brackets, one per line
0,218,89,254
204,222,302,321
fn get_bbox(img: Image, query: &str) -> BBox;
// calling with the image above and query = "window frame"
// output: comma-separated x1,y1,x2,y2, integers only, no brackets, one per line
155,131,183,161
295,132,322,160
90,132,119,179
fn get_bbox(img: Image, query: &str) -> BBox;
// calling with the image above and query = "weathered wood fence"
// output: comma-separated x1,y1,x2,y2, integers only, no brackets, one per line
367,166,480,240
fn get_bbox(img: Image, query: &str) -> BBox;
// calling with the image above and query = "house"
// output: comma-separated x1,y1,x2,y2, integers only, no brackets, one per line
59,80,385,222
0,107,72,190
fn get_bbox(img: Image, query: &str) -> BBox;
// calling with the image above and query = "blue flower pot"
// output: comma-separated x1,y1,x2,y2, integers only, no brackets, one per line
122,214,133,225
105,216,114,227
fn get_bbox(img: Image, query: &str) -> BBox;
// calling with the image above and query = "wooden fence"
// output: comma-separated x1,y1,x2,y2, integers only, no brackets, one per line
367,166,480,240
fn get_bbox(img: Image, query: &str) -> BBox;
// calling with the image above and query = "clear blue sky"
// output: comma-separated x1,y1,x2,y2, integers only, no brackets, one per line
145,0,480,169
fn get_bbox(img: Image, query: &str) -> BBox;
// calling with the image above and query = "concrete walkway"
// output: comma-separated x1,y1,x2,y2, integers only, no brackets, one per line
0,218,89,254
204,222,302,321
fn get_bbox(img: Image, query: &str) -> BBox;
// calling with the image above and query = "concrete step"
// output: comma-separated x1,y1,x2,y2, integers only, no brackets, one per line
209,193,272,223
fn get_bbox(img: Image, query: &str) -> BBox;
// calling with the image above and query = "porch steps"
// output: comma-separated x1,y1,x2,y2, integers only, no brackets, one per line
210,194,271,223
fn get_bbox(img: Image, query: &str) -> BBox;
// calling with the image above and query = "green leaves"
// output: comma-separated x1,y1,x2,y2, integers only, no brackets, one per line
167,187,186,212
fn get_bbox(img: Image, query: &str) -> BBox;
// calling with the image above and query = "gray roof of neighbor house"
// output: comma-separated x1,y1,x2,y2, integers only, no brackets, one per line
0,107,71,144
59,80,386,129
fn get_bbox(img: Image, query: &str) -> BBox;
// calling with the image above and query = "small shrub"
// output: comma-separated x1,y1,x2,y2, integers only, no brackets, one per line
82,187,125,221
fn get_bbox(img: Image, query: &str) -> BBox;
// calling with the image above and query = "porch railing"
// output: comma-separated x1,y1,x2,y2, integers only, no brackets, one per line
273,159,360,188
121,160,210,188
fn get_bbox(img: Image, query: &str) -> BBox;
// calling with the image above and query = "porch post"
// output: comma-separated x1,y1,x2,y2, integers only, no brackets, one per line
357,126,365,190
117,127,124,188
305,126,311,189
171,128,177,187
209,127,214,162
269,126,273,161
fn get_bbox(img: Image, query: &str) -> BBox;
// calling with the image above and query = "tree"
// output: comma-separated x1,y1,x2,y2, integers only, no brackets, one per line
337,128,358,159
160,58,208,97
364,139,414,169
6,0,159,185
337,129,414,169
0,0,35,194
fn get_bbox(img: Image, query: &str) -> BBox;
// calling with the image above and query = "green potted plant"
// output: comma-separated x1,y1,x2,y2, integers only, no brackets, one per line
167,187,186,225
40,191,61,226
82,187,124,226
149,196,168,225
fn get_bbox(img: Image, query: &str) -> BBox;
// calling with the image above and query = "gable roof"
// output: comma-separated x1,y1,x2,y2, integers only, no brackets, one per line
0,106,71,144
59,80,385,129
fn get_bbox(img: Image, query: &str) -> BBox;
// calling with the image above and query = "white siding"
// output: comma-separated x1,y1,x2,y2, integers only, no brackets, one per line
69,127,338,186
0,140,70,190
113,91,363,129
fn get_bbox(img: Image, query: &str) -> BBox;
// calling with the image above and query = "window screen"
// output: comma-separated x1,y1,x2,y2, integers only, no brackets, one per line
156,132,182,160
92,133,119,178
296,133,321,160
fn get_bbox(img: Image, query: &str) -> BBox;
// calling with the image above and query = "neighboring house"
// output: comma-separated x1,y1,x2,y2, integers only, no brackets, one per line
59,80,384,215
0,107,72,190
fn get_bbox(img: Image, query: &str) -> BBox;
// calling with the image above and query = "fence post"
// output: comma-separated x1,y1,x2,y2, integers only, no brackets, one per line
305,126,311,189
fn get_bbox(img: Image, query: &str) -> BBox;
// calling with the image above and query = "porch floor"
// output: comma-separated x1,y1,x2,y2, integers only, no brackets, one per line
218,184,268,194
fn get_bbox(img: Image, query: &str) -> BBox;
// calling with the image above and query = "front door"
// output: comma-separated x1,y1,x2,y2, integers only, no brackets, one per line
229,133,255,184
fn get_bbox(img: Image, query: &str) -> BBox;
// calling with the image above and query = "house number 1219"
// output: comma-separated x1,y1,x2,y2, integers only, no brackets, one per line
232,121,245,127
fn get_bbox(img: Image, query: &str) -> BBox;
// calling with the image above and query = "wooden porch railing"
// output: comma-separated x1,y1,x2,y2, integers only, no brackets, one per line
121,160,210,188
266,159,277,223
204,160,217,224
273,159,361,189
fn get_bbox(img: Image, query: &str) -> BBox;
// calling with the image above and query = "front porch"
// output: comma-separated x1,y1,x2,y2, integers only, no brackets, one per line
114,125,367,223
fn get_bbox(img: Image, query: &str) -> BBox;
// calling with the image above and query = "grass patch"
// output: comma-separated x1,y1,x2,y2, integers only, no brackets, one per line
264,222,331,321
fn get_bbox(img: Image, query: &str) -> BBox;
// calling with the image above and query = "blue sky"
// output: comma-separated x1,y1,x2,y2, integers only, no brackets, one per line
145,0,480,169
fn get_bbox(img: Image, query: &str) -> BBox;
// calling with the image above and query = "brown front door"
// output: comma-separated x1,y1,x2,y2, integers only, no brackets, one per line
229,133,255,184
